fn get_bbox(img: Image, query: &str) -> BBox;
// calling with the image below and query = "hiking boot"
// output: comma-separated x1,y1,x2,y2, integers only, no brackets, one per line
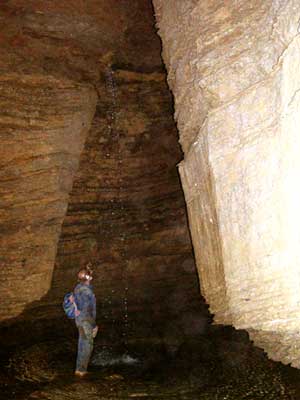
75,370,88,377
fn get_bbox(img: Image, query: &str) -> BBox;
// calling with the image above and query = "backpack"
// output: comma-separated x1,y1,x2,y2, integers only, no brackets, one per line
62,292,79,319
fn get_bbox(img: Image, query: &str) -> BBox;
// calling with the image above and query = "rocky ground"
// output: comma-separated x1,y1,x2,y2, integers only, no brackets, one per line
1,325,300,400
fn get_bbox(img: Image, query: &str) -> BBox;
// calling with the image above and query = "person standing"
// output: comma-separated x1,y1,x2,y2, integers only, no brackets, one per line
74,264,98,377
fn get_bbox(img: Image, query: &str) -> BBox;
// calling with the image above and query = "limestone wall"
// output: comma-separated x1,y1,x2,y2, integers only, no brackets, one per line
51,3,207,345
0,74,97,321
153,0,300,367
0,1,208,349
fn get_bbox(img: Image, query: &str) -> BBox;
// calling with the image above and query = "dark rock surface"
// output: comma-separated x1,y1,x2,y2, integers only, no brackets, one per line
2,326,300,400
0,0,207,348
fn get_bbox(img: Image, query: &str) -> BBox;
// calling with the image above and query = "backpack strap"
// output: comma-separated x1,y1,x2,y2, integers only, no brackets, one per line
72,293,81,317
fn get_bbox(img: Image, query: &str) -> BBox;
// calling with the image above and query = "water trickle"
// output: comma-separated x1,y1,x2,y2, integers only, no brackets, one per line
103,66,131,354
104,67,118,139
91,348,139,367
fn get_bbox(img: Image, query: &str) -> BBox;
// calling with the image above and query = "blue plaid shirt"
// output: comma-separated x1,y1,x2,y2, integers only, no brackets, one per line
74,283,96,327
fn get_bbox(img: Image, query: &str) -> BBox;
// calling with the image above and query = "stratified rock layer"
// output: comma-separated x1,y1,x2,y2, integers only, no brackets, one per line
0,73,97,320
51,66,205,344
153,0,300,366
0,0,207,347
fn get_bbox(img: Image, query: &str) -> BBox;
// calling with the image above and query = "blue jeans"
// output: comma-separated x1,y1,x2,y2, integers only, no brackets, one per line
76,321,94,372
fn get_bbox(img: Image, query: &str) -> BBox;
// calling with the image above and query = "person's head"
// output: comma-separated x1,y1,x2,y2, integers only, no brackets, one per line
77,263,93,284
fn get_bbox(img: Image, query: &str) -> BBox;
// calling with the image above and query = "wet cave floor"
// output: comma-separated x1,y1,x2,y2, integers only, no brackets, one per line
1,326,300,400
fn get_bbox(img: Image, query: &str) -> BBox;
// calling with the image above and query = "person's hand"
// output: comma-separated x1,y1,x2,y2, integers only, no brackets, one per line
92,325,98,338
75,308,81,317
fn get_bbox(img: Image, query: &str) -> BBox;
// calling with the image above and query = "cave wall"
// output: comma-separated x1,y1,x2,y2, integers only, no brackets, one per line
52,66,205,344
153,0,300,366
0,0,98,320
0,0,207,346
50,3,206,345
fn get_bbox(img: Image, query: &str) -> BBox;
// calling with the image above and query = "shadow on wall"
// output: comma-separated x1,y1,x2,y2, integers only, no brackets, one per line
0,264,211,359
0,290,77,351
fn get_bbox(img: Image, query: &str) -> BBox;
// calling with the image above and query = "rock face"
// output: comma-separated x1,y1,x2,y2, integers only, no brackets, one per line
51,67,206,344
0,73,97,321
0,0,207,347
153,0,300,366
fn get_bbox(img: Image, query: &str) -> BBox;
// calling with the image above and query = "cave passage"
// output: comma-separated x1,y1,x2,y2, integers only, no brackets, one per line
1,1,300,399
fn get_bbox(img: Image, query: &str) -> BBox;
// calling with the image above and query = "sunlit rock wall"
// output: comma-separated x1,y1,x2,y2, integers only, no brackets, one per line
153,0,300,366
